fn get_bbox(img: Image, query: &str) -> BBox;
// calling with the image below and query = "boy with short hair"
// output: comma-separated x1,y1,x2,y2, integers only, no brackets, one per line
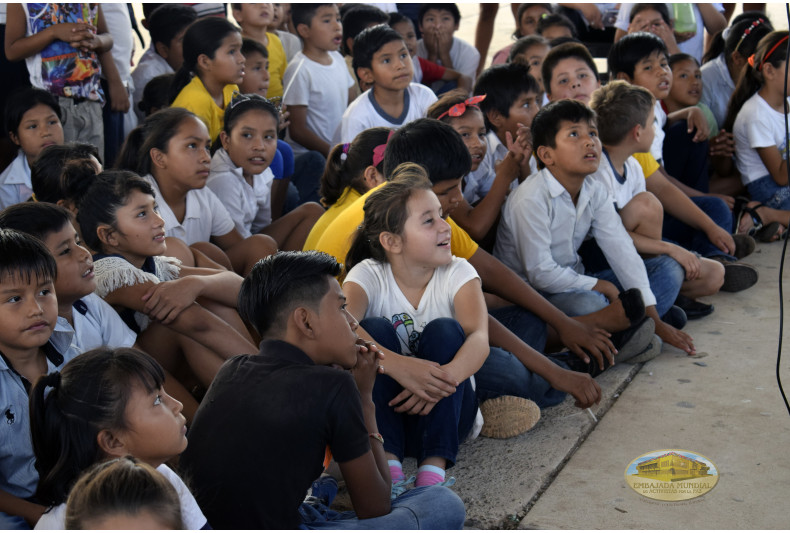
342,4,390,97
283,3,355,158
467,63,540,203
180,251,466,529
494,99,696,355
542,41,601,104
232,3,288,99
0,229,73,528
416,4,480,92
334,25,437,145
239,38,271,96
131,4,197,122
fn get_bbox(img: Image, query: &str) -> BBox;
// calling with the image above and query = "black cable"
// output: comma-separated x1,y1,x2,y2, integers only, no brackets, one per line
777,3,790,417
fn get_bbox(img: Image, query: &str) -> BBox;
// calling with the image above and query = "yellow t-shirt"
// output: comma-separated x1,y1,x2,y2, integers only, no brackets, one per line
313,184,479,266
633,152,661,178
303,186,362,251
266,32,287,99
172,76,238,142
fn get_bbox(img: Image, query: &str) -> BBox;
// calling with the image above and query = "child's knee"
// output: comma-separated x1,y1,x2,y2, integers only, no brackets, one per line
701,258,725,292
622,192,663,229
244,234,279,256
298,201,326,220
419,318,465,364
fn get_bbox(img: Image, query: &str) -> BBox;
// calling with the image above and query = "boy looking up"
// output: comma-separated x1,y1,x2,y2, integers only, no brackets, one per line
416,4,480,93
180,251,465,529
334,25,437,145
494,100,696,354
232,3,288,99
283,3,354,157
467,63,540,204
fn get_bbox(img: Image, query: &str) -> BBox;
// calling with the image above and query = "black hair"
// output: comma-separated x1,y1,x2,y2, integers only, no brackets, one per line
238,250,341,337
531,99,596,169
629,3,671,25
382,118,471,183
724,30,790,132
352,24,405,72
291,4,335,35
138,74,175,117
418,4,460,26
541,41,599,96
536,12,576,38
342,4,389,56
241,37,269,59
703,14,773,64
31,143,101,204
508,34,549,64
30,347,166,506
215,93,280,153
169,17,241,104
548,36,582,47
426,88,485,124
345,164,433,272
116,107,197,176
76,170,156,254
474,62,540,131
0,202,73,242
147,4,196,48
515,3,553,39
668,52,699,69
387,11,411,28
60,158,102,209
321,127,391,207
65,456,183,530
4,87,62,139
142,3,163,21
608,31,668,79
0,228,57,285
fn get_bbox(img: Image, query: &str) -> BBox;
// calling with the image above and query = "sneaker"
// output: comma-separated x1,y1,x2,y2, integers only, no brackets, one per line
732,233,756,259
674,294,714,320
720,261,758,292
479,396,541,439
391,476,416,499
611,317,655,363
623,334,663,364
661,305,688,329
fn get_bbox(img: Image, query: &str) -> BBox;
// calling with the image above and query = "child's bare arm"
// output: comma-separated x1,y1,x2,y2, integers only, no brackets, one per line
287,105,330,156
4,3,98,61
440,67,473,93
756,146,789,187
141,269,243,321
627,231,702,281
0,489,46,527
443,278,490,382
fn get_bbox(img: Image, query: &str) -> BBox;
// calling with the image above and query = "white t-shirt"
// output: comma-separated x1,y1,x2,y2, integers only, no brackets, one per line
282,51,354,155
276,30,302,63
132,46,173,122
733,92,790,185
589,151,647,210
143,174,235,245
416,36,479,92
0,151,31,210
650,100,667,164
333,83,437,145
34,464,207,530
700,54,734,129
344,257,479,356
208,148,275,238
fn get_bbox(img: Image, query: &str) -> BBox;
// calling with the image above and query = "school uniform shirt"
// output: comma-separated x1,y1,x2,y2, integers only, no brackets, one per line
463,131,537,204
303,186,361,251
494,167,656,306
650,100,667,164
282,51,354,156
345,257,479,356
66,293,137,354
312,183,479,267
733,93,790,185
700,53,734,129
132,45,173,122
208,148,274,238
171,76,238,142
0,151,31,210
34,464,207,529
142,174,236,245
416,36,480,92
590,150,647,210
332,83,437,146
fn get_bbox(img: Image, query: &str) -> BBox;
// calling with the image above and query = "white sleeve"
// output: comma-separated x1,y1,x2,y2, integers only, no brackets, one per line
451,38,480,81
157,465,208,530
444,258,481,306
89,295,138,348
204,188,237,238
334,103,367,146
745,112,783,150
207,173,250,238
614,3,633,31
282,56,311,106
343,260,387,316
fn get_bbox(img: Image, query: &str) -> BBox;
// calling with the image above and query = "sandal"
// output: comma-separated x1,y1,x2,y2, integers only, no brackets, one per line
735,199,784,242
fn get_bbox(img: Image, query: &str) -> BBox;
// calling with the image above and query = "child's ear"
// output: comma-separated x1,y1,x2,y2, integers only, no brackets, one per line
8,131,19,146
486,109,505,131
96,224,118,248
357,67,375,85
154,41,170,61
379,231,402,254
150,147,168,170
231,7,243,25
345,38,354,55
362,166,384,189
197,52,213,73
219,130,231,152
96,429,128,458
292,306,316,339
296,22,311,41
536,145,555,167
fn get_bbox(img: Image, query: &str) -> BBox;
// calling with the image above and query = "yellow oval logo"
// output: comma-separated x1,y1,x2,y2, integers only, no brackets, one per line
625,449,719,501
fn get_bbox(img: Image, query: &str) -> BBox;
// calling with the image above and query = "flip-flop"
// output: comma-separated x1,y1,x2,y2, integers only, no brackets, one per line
737,202,784,242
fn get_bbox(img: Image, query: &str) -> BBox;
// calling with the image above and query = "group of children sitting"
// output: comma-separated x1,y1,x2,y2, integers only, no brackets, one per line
0,2,787,530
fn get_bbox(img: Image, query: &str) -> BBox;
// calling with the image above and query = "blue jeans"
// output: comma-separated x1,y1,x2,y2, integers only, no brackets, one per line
361,317,478,468
0,512,29,530
663,196,736,261
489,305,547,352
299,485,466,529
747,174,790,211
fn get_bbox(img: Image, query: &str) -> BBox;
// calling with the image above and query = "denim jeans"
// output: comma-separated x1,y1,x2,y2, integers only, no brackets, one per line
361,317,478,468
747,174,790,211
299,485,466,529
663,196,736,261
489,305,547,352
0,512,29,530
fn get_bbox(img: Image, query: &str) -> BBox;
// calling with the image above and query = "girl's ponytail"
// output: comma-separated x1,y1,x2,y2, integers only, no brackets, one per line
115,124,148,173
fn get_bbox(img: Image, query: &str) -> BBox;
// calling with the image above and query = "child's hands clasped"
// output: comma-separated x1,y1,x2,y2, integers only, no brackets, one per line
141,277,205,324
709,129,735,158
385,355,457,414
351,338,384,397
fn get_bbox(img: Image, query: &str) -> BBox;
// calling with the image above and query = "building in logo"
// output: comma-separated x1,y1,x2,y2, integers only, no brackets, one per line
634,451,711,482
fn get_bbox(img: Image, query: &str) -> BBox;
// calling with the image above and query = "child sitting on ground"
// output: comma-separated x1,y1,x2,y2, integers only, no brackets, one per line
169,18,245,143
0,230,69,528
131,4,197,122
0,89,64,209
334,25,438,145
232,3,287,100
416,4,480,93
64,457,184,530
343,5,390,98
181,250,466,529
494,99,694,355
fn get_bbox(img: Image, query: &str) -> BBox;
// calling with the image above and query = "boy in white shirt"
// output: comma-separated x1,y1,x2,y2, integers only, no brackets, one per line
333,24,437,145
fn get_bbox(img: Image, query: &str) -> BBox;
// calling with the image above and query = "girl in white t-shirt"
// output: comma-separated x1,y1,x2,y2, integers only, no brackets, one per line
342,165,488,493
729,31,790,215
209,94,323,250
30,347,208,530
